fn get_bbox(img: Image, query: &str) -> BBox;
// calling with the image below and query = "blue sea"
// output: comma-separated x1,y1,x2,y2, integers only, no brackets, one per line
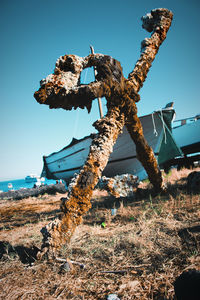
0,178,57,193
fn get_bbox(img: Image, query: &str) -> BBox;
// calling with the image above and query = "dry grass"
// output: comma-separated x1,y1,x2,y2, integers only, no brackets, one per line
0,167,200,299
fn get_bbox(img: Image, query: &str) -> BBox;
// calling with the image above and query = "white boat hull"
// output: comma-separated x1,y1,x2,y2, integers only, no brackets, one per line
42,107,181,183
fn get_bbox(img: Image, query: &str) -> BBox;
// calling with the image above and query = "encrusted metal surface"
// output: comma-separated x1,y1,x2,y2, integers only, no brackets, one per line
34,8,173,258
100,174,139,198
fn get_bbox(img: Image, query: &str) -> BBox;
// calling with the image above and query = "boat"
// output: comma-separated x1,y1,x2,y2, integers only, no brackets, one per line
8,183,13,189
167,114,200,169
25,174,39,183
41,103,182,183
173,115,200,156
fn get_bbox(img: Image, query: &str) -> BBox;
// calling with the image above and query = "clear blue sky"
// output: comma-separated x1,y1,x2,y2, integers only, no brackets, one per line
0,0,199,180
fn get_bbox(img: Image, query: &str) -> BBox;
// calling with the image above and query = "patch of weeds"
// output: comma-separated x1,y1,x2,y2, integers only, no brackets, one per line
29,233,42,244
59,244,72,258
189,249,199,257
163,169,172,178
153,205,163,216
142,178,150,184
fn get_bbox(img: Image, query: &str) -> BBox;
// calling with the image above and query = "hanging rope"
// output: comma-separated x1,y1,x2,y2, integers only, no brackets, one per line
160,110,167,144
152,113,158,136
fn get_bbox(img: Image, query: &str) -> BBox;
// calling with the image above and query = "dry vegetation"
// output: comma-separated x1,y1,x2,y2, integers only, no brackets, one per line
0,168,199,299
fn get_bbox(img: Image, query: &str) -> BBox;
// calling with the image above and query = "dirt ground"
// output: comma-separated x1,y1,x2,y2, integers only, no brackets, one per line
0,168,199,299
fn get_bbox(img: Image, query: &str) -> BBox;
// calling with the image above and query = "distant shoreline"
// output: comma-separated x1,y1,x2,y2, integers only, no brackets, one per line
0,182,67,200
0,178,58,193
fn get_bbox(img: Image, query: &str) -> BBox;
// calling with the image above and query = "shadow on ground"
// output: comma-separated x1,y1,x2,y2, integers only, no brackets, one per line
0,209,62,230
0,241,40,264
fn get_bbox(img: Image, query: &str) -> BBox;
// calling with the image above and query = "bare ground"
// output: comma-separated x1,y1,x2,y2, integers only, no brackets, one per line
0,168,199,299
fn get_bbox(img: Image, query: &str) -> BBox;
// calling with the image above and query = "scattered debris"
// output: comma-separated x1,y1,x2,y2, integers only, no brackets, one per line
100,174,139,198
99,270,127,275
101,222,106,228
119,280,140,292
59,261,72,273
56,257,85,270
111,208,117,216
107,294,121,300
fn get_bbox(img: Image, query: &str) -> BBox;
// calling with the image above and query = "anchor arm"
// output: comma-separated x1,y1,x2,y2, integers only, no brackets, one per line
127,8,173,93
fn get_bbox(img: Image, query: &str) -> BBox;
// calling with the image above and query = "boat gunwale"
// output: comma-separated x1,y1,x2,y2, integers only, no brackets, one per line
44,109,173,160
48,151,160,176
45,133,96,159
